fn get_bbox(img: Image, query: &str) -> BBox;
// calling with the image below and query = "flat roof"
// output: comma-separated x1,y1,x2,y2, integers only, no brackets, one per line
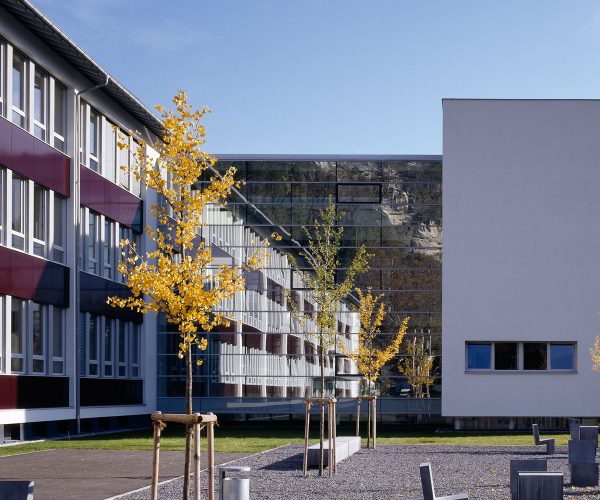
215,154,442,162
2,0,164,138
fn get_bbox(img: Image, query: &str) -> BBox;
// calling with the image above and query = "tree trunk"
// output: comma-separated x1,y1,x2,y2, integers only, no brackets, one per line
183,341,193,500
319,335,325,476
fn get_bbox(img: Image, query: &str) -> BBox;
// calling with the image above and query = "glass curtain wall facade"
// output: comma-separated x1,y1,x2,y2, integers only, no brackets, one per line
156,157,442,413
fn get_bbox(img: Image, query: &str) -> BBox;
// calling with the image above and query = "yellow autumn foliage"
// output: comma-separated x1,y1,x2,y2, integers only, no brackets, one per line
107,90,267,362
344,288,409,387
398,335,435,398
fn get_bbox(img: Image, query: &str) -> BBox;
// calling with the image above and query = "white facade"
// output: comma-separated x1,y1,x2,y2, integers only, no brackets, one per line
442,99,600,417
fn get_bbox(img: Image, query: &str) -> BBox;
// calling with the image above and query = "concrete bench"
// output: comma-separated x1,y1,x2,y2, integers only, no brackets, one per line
532,424,555,454
0,481,34,500
517,472,562,500
419,463,469,500
307,436,361,467
509,459,547,500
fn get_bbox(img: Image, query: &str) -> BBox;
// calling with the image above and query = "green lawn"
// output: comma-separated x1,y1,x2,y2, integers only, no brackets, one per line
0,422,571,458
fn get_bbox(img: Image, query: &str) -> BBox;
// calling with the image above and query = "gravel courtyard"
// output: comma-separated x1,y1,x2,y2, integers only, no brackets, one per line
120,444,600,499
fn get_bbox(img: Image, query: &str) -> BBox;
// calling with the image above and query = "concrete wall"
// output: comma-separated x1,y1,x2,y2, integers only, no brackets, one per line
442,99,600,417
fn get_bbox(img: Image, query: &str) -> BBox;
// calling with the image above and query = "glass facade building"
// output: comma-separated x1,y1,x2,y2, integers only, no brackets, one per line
157,156,442,414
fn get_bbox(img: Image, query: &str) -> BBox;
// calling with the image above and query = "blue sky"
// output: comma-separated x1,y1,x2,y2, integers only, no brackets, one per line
34,0,600,154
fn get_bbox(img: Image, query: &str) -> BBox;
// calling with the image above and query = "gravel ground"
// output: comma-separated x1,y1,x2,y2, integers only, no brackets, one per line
120,444,600,499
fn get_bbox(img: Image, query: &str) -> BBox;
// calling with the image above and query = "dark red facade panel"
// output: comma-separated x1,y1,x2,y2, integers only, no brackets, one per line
0,375,69,409
0,246,69,307
0,116,70,197
80,166,142,230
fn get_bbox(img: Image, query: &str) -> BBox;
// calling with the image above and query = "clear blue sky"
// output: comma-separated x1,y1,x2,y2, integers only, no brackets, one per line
34,0,600,154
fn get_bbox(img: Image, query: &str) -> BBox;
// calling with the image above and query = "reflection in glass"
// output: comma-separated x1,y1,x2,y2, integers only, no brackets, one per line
550,343,575,370
467,343,491,369
524,343,547,370
494,342,518,370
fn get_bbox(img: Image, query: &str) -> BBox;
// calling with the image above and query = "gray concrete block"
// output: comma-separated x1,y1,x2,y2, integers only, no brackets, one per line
0,481,34,500
569,439,596,464
579,426,599,449
517,472,563,500
509,459,547,500
570,422,581,440
307,440,349,467
571,462,599,487
337,436,361,455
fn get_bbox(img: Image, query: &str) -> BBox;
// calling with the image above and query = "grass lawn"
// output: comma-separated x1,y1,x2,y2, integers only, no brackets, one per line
0,422,571,458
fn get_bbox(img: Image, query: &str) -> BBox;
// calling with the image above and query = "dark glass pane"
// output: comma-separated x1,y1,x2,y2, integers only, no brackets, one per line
337,161,381,182
523,343,547,370
495,342,518,370
382,161,442,183
550,344,575,370
292,161,336,183
293,183,335,203
337,184,381,203
467,343,491,369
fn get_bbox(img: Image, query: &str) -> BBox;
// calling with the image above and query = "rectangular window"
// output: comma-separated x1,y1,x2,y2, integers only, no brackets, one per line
88,109,100,171
31,302,45,373
523,342,547,370
105,121,117,183
0,168,4,243
52,307,64,374
131,323,140,378
87,211,99,274
33,184,46,256
103,219,114,279
11,175,26,250
118,129,130,190
10,298,24,372
33,68,47,141
466,342,491,370
118,320,127,377
53,81,66,152
88,314,99,375
494,342,518,370
53,195,65,262
103,319,113,376
550,343,575,370
11,51,26,128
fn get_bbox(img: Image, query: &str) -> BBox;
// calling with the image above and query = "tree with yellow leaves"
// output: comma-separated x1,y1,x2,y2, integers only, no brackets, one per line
398,335,435,398
344,288,409,396
590,336,600,371
107,91,266,500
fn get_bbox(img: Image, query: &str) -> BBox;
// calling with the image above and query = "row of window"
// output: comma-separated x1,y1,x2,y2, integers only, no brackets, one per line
466,342,576,371
0,295,65,375
0,167,66,262
79,206,140,281
79,313,141,379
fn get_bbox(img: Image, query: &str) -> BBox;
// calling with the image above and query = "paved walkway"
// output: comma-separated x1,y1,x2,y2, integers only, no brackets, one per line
0,449,247,500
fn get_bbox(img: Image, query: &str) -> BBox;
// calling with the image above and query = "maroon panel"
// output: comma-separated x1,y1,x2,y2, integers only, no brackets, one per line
33,139,70,197
80,165,142,228
0,117,70,197
0,118,12,167
0,375,18,409
0,246,69,306
11,123,35,179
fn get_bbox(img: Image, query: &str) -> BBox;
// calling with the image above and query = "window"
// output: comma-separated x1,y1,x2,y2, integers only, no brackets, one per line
33,68,48,141
337,183,382,203
53,195,65,262
11,51,26,128
33,184,47,256
103,319,113,376
53,81,66,152
88,314,99,376
103,219,114,279
118,129,130,189
131,324,140,377
523,342,547,370
0,168,4,243
550,343,575,370
466,343,491,370
31,302,45,373
11,175,26,250
88,108,100,171
494,342,518,370
117,320,127,377
87,210,99,273
52,306,64,374
10,298,24,372
466,341,576,372
105,120,117,183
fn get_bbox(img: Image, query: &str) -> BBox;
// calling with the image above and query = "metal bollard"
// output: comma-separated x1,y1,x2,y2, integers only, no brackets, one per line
219,465,250,500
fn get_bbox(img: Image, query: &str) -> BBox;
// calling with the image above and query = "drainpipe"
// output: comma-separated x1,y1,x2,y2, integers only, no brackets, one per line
74,73,109,435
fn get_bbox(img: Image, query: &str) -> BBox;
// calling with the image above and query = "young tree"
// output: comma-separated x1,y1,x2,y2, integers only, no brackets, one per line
398,335,435,398
108,91,266,499
344,288,409,396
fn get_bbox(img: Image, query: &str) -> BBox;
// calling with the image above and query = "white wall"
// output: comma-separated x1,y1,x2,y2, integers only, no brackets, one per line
442,99,600,417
